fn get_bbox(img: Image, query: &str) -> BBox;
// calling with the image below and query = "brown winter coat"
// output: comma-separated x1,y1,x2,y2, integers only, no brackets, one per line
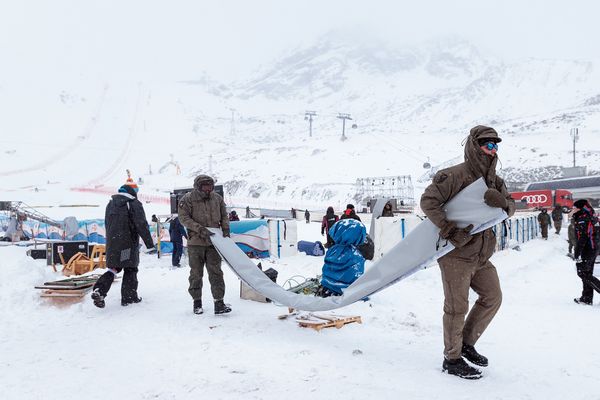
178,175,230,246
420,126,515,264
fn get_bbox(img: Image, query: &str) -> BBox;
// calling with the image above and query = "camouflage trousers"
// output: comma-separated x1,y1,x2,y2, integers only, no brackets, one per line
188,245,225,302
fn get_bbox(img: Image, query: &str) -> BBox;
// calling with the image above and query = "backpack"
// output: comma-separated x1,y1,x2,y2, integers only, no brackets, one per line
592,216,600,249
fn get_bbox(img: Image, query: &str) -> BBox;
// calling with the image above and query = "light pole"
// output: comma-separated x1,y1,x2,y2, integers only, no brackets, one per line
570,128,579,167
304,111,316,137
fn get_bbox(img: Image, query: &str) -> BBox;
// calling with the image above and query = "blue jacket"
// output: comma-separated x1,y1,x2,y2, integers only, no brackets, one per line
169,217,188,244
320,218,367,294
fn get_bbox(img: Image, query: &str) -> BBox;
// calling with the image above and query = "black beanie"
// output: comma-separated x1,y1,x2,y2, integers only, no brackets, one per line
346,204,355,210
574,199,589,209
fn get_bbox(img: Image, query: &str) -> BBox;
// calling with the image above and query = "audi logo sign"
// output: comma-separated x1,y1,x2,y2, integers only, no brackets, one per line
520,194,548,204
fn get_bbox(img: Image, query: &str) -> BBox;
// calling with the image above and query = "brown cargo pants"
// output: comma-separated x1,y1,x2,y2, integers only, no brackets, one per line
554,220,562,234
540,224,549,239
439,258,502,359
188,245,225,302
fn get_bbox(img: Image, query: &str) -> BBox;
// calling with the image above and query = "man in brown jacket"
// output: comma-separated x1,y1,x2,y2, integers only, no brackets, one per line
178,175,232,315
421,125,515,380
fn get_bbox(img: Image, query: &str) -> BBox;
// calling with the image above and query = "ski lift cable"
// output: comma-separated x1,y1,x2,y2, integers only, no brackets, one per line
368,131,430,160
367,131,428,163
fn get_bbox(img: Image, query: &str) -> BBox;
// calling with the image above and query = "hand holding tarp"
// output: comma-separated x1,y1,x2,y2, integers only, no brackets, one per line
441,222,474,248
484,189,508,209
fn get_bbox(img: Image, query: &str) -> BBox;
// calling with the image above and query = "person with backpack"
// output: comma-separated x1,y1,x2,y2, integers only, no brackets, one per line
572,199,600,305
91,181,155,308
551,205,563,234
321,206,339,248
304,209,310,224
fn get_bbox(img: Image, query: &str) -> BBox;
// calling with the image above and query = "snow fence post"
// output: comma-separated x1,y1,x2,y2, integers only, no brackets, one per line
401,218,406,239
277,221,281,258
516,219,519,242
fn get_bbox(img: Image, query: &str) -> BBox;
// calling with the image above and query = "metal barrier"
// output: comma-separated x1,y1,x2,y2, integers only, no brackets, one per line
494,214,539,251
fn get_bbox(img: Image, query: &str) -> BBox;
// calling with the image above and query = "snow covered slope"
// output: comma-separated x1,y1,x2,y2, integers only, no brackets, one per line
1,35,599,214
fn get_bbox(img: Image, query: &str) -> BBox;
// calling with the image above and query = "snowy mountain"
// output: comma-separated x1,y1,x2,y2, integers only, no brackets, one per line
1,35,599,214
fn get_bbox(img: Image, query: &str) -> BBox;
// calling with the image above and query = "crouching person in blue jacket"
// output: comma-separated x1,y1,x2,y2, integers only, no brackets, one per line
317,218,372,297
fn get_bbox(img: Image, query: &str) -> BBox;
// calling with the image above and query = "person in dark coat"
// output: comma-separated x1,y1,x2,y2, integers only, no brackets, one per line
91,183,154,308
551,205,563,234
340,204,361,221
178,174,232,315
382,202,394,217
421,125,515,379
169,216,187,267
568,217,576,256
245,206,251,218
229,210,240,221
304,209,310,223
572,199,600,305
321,206,339,248
538,208,552,239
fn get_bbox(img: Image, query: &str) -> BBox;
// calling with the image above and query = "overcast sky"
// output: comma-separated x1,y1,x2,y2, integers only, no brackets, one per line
1,0,598,83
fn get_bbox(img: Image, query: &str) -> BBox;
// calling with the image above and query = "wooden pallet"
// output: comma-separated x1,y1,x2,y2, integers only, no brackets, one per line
295,313,362,332
35,274,119,300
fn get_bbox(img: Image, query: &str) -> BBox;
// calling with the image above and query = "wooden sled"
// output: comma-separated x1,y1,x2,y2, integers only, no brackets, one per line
62,245,106,276
295,313,362,332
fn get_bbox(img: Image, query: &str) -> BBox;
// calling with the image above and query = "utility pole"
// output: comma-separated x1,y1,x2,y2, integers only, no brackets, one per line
304,111,316,137
229,108,236,136
337,113,352,141
570,128,579,167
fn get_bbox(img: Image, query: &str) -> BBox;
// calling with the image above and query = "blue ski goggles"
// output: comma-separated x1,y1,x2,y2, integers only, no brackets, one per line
479,141,499,151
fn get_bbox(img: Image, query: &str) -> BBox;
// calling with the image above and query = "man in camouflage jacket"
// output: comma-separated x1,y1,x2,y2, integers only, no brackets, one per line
178,175,231,315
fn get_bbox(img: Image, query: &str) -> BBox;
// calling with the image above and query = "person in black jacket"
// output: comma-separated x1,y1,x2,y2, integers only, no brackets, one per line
169,216,187,267
321,206,339,248
572,199,600,305
340,204,361,221
91,183,154,308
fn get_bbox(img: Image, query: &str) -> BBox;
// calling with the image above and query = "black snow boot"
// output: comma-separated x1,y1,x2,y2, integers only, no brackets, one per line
442,357,482,380
121,297,143,306
91,289,105,308
574,297,593,305
462,343,489,367
193,299,203,315
214,300,232,315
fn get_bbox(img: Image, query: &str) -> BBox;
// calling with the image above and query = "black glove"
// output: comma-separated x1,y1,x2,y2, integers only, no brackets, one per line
484,189,508,209
199,227,215,238
440,222,474,249
222,230,230,238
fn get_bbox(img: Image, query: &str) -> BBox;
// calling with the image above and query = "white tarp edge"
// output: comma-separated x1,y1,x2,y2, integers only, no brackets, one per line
209,178,507,311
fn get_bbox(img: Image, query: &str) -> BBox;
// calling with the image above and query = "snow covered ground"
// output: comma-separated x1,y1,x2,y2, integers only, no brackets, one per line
2,221,599,400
